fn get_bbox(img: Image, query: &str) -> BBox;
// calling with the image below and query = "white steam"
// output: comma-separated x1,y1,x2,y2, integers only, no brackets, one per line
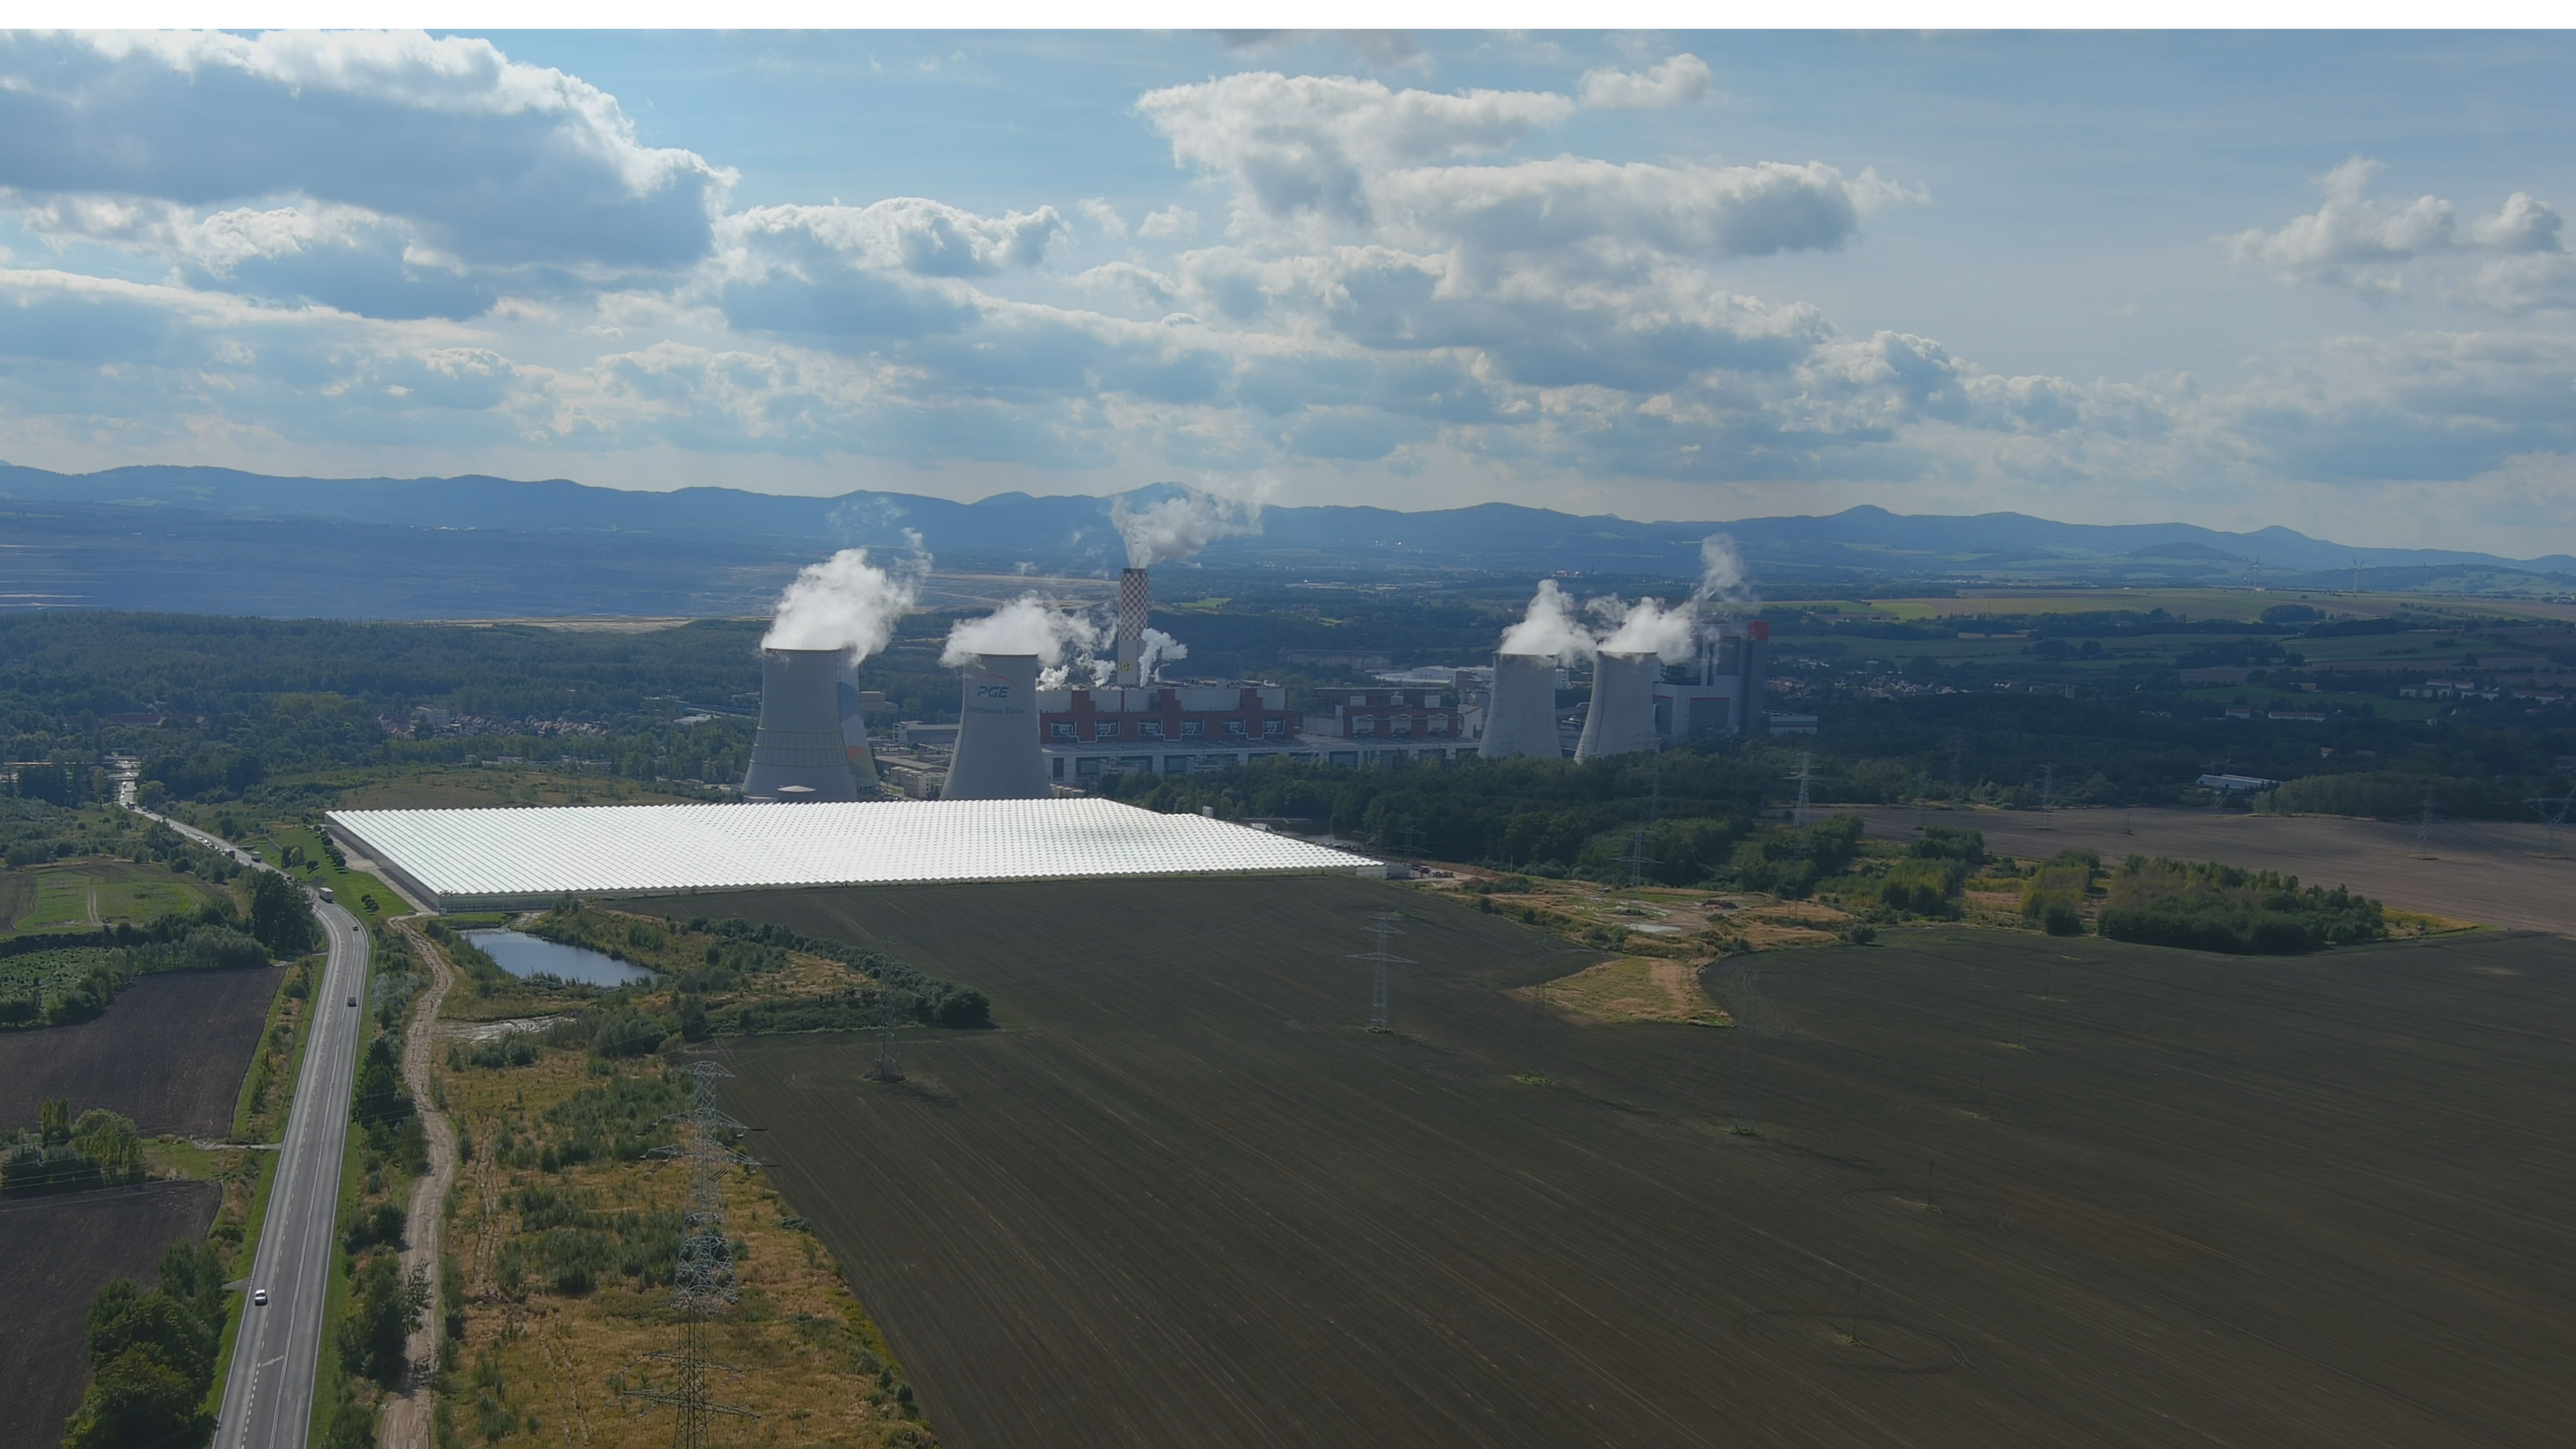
1137,628,1189,683
1690,533,1759,612
1111,484,1264,568
763,547,923,656
1497,580,1598,663
941,596,1106,669
1596,596,1698,663
1495,539,1760,665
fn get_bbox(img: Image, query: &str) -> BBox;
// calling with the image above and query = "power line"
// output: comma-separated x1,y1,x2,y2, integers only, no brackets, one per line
1790,751,1813,828
623,1062,759,1449
2527,784,2576,857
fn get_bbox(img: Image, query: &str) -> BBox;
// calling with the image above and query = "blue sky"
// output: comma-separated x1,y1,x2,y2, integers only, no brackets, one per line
3,29,2575,553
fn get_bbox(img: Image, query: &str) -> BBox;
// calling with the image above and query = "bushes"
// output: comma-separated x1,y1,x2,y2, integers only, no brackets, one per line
2265,771,2519,821
1878,857,1966,918
2019,849,2100,936
1,1104,145,1195
2096,857,2387,955
1729,815,1864,899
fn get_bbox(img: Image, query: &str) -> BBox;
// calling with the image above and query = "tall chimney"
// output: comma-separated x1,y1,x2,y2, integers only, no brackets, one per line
1576,651,1661,761
1116,566,1149,687
743,649,860,801
1478,653,1564,759
943,653,1051,800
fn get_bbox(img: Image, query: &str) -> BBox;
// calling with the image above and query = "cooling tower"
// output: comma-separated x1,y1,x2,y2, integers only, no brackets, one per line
742,649,859,801
943,652,1051,800
1479,652,1564,759
1116,567,1149,686
835,677,881,792
1576,651,1662,761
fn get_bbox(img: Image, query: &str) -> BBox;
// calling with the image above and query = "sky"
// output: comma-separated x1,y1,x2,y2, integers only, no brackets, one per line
3,28,2575,555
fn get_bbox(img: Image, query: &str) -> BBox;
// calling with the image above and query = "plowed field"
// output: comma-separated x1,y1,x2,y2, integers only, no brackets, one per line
0,964,284,1136
0,1181,221,1449
693,877,2575,1449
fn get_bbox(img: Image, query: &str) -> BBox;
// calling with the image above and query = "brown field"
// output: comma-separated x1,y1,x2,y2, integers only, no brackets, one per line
1523,955,1729,1025
0,964,284,1136
0,1181,221,1449
1847,804,2576,935
690,875,2576,1449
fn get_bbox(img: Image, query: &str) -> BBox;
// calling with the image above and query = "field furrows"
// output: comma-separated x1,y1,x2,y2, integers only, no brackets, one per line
0,1181,221,1449
0,963,285,1136
704,877,2576,1448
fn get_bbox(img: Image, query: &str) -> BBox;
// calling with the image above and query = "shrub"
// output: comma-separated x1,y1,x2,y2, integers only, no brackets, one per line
1878,857,1965,917
2095,857,2386,955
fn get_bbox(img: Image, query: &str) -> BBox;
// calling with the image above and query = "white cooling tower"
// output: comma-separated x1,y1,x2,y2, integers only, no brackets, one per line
835,674,881,792
1576,651,1661,761
1479,652,1564,759
743,649,859,801
943,653,1051,800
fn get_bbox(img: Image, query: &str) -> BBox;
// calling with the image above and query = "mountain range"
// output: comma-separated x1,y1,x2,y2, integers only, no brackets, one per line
3,464,2569,619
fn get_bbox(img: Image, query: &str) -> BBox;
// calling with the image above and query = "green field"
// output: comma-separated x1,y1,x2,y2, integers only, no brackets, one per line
3,861,222,935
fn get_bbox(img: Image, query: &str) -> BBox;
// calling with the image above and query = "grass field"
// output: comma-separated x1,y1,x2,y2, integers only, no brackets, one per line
698,875,2575,1449
0,1181,221,1449
0,859,221,935
0,963,287,1136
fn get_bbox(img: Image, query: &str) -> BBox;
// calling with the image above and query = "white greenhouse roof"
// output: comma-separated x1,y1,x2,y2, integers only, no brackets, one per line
326,798,1379,911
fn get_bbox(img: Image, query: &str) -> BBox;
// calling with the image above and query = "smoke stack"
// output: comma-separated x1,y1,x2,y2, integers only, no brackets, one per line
1116,567,1149,687
1740,619,1770,733
1576,651,1660,760
1479,653,1564,759
743,649,860,801
944,653,1051,800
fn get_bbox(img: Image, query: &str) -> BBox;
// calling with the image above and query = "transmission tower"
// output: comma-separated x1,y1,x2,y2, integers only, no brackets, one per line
2414,782,2439,858
2526,784,2576,857
2039,763,2055,829
1350,914,1413,1032
1947,731,1966,796
624,1063,757,1449
867,979,909,1083
1790,752,1814,828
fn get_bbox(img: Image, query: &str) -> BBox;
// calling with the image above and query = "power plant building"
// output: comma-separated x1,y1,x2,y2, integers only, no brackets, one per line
741,648,864,801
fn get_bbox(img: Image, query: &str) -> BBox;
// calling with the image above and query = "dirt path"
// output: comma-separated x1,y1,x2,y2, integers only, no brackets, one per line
379,922,459,1449
83,881,100,927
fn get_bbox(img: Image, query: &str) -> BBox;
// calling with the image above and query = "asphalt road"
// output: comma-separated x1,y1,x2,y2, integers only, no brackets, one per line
214,898,367,1449
125,802,372,1449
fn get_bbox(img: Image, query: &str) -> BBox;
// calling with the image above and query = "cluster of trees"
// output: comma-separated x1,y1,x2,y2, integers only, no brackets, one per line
2019,849,2102,936
1,925,274,1028
519,906,994,1033
61,1240,231,1449
2096,857,2387,954
1877,826,1988,918
0,1098,145,1195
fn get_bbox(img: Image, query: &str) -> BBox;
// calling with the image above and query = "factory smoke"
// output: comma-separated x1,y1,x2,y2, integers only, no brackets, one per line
1497,580,1597,662
941,596,1106,669
763,545,924,658
1137,628,1188,682
1690,533,1759,613
1594,596,1699,663
1111,484,1264,568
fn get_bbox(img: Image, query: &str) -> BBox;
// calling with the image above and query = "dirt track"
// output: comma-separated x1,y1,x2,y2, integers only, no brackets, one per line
0,1181,220,1449
379,922,460,1449
710,877,2576,1449
1847,804,2576,935
0,964,284,1136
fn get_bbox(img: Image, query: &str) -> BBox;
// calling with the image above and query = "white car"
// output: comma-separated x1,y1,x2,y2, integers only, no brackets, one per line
253,1289,269,1307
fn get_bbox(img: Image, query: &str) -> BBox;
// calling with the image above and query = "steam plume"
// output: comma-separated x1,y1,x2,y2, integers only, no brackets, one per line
763,547,922,656
1137,628,1188,683
941,596,1106,669
1111,484,1263,568
1690,533,1759,612
1497,580,1597,663
1596,596,1698,663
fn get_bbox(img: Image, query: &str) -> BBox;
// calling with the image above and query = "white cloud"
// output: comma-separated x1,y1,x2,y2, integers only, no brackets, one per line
1577,54,1712,110
1138,205,1199,241
2226,156,2565,304
1079,198,1128,239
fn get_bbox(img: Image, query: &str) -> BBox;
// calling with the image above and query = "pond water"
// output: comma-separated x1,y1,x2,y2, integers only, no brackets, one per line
463,930,657,987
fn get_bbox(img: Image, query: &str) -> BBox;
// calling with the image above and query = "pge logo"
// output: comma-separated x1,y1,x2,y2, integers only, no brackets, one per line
974,682,1014,700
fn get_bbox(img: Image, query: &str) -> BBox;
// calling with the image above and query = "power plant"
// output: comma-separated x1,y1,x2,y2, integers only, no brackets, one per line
944,652,1053,800
1576,651,1663,760
1655,620,1771,741
836,661,881,791
741,648,861,801
1479,653,1564,760
1116,566,1150,687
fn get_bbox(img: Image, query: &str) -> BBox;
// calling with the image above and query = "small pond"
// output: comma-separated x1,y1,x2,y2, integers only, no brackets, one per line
463,930,658,987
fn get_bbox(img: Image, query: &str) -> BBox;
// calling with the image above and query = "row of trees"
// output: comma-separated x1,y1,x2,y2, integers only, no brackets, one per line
2097,858,2388,954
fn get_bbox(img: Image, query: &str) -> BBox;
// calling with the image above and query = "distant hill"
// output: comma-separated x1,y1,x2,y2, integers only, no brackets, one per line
2,463,2568,619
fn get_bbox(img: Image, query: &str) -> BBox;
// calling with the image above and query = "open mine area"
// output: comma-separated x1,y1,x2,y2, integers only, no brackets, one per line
698,877,2576,1449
